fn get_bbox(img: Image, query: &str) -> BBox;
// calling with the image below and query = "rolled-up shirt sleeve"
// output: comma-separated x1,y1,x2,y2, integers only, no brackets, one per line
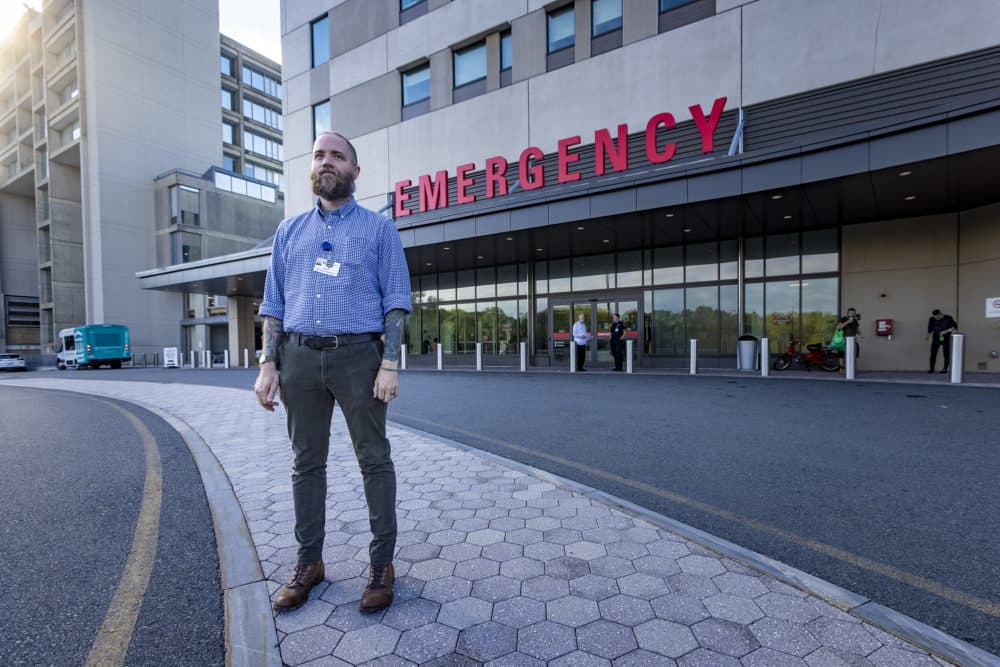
258,223,288,320
377,219,412,315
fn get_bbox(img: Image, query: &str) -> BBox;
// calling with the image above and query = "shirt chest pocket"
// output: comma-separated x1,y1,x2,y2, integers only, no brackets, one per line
329,237,372,287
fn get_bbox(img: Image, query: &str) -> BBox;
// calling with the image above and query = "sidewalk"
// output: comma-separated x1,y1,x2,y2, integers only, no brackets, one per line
8,378,991,666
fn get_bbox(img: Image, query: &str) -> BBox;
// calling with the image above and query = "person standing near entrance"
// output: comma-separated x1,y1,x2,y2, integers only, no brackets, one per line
610,313,625,372
254,131,412,614
835,307,861,373
573,313,592,371
926,309,958,374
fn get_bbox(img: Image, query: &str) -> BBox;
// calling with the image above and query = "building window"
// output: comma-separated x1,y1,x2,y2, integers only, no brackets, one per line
548,6,575,53
592,0,622,36
221,89,233,110
222,122,235,145
313,100,331,139
401,64,430,120
243,129,283,161
173,231,203,264
242,65,282,100
453,41,486,103
242,97,283,131
400,0,427,25
244,162,283,191
222,155,235,171
311,15,329,68
547,5,575,71
169,185,200,229
500,30,512,86
658,0,715,33
220,55,232,77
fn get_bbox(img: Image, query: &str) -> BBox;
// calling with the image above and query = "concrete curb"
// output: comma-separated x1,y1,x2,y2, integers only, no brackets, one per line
44,388,281,667
391,420,1000,667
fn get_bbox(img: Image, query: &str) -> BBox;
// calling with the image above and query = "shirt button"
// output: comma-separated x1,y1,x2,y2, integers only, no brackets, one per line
315,319,321,324
316,294,321,299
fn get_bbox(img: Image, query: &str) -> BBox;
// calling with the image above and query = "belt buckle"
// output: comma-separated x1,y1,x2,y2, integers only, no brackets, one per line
328,335,339,349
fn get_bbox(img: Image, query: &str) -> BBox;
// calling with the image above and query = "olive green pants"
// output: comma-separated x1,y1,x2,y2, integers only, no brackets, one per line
278,338,396,565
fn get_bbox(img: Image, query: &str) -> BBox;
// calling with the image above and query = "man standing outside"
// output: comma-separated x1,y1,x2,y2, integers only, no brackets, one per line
610,313,625,372
254,131,411,613
835,307,861,374
573,313,592,371
926,309,958,374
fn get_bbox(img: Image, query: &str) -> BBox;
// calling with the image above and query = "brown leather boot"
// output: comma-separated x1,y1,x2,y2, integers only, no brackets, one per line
273,561,325,611
359,562,394,612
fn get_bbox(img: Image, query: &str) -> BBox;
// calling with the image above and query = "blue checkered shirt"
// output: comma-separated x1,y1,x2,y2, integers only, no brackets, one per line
259,198,411,334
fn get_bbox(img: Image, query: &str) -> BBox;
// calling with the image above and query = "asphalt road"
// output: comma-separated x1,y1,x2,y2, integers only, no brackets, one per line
0,385,224,666
26,366,1000,655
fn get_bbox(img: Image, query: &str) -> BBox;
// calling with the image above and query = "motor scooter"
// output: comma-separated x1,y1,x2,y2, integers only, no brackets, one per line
772,335,839,372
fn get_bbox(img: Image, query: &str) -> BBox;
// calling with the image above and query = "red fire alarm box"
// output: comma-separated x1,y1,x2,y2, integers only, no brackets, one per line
875,319,893,336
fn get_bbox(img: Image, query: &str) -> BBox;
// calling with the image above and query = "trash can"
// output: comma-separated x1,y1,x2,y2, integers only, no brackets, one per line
737,335,758,370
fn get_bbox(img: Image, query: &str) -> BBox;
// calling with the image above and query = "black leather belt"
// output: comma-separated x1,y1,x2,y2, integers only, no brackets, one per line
289,332,380,350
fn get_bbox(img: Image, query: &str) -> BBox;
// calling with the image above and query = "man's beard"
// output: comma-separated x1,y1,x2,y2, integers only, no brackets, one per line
312,169,355,200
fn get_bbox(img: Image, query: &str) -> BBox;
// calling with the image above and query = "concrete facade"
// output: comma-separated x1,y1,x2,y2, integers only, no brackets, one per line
1,2,285,363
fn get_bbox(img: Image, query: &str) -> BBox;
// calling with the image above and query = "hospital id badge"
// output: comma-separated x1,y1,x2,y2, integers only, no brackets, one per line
313,257,341,277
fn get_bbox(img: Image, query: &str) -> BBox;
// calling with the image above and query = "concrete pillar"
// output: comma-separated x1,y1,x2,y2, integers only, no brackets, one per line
511,10,546,82
485,32,500,92
227,296,256,366
429,49,452,111
574,0,591,62
623,0,658,45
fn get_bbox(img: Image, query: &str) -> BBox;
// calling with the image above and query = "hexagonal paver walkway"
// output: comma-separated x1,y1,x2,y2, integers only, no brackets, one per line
8,379,956,666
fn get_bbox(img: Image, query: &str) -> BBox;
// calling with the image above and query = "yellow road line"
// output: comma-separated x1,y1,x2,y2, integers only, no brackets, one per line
399,414,1000,618
85,402,162,667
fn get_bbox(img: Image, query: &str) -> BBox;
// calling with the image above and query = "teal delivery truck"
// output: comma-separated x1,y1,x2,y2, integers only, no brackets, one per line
56,324,131,369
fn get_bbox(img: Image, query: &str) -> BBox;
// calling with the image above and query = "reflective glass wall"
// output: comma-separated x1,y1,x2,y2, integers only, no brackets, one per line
407,228,840,367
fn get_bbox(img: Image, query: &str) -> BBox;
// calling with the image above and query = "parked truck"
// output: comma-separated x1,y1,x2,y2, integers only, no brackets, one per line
56,324,131,369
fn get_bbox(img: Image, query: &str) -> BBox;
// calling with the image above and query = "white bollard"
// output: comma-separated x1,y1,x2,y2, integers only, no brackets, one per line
190,350,196,368
570,341,577,373
436,343,443,371
689,339,698,375
400,344,407,371
950,334,964,384
520,341,527,372
846,336,856,380
243,348,249,368
626,339,633,374
224,350,230,369
760,337,769,378
204,350,211,369
476,343,482,371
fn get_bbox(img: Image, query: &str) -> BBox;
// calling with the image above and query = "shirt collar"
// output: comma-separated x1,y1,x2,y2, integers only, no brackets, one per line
315,197,356,220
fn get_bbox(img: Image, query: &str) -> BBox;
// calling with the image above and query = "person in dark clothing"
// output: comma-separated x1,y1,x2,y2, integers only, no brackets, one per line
926,309,958,374
835,307,861,373
610,313,625,371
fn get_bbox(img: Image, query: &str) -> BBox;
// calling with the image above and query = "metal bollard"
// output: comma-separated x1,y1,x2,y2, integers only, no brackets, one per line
400,344,407,371
626,339,633,374
846,336,856,380
204,350,211,369
760,337,769,377
689,339,698,375
520,341,527,372
224,350,230,369
570,342,577,373
190,350,196,368
950,334,964,384
475,343,482,371
243,348,249,368
436,343,443,371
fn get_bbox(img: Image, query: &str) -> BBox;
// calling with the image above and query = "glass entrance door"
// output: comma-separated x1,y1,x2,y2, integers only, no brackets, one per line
550,296,642,368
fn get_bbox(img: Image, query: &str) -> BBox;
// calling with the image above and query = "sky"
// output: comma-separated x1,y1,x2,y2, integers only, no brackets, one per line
219,0,282,63
0,0,283,64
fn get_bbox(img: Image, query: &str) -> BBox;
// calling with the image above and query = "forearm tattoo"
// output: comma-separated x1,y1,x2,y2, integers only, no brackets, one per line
382,309,406,362
262,316,284,358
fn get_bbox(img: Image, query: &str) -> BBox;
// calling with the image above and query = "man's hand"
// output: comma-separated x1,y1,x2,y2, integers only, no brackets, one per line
255,362,280,411
373,363,399,403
